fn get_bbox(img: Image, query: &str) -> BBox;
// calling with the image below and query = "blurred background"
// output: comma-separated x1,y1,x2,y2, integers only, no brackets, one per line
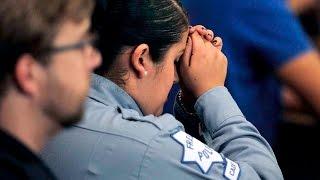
165,0,320,179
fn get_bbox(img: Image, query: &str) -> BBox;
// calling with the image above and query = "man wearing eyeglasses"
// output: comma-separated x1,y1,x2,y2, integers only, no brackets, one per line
0,0,101,179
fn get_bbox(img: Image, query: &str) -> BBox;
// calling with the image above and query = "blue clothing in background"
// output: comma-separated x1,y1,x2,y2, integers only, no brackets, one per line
164,0,312,143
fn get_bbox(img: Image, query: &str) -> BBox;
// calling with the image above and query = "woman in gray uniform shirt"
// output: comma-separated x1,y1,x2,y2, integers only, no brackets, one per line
42,0,283,179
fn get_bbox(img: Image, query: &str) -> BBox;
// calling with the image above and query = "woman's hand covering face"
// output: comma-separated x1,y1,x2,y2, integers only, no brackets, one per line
189,25,223,50
177,25,228,103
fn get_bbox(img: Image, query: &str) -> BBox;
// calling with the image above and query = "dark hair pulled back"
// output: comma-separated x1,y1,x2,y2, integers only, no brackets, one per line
92,0,189,75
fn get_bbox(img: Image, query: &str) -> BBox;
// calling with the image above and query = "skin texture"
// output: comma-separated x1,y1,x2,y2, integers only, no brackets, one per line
117,25,226,116
278,50,320,118
282,0,320,124
287,0,317,14
0,18,101,153
39,18,101,127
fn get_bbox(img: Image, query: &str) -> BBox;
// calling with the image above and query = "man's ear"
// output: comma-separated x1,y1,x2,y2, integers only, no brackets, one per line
14,54,43,96
130,44,152,79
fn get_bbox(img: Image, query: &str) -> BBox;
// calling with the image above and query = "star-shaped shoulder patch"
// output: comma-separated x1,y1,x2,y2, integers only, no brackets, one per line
172,130,224,173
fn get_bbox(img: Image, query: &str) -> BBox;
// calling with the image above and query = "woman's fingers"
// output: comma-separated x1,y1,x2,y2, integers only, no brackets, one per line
189,25,214,42
181,36,193,67
212,36,223,50
190,31,205,66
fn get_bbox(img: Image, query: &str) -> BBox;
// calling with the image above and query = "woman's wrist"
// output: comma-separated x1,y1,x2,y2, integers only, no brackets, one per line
177,90,197,116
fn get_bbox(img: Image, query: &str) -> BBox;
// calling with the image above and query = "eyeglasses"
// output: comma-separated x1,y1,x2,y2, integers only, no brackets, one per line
39,34,98,56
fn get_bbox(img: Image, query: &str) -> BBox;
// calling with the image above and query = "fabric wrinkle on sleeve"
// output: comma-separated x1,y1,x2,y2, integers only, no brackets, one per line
193,86,283,179
194,86,244,133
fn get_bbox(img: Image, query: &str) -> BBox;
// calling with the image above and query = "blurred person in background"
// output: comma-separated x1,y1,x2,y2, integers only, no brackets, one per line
0,0,100,179
284,1,320,124
278,0,320,179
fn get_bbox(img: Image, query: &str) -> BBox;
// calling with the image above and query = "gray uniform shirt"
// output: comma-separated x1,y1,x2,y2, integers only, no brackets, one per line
41,74,283,179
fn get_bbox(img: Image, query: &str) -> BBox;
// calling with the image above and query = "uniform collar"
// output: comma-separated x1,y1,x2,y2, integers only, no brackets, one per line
89,73,144,116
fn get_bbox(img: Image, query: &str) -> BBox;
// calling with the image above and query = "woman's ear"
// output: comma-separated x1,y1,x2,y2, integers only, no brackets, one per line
130,44,152,79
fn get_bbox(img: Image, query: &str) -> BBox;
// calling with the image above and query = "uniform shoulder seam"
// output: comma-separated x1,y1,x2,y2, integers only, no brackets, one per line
137,129,167,179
